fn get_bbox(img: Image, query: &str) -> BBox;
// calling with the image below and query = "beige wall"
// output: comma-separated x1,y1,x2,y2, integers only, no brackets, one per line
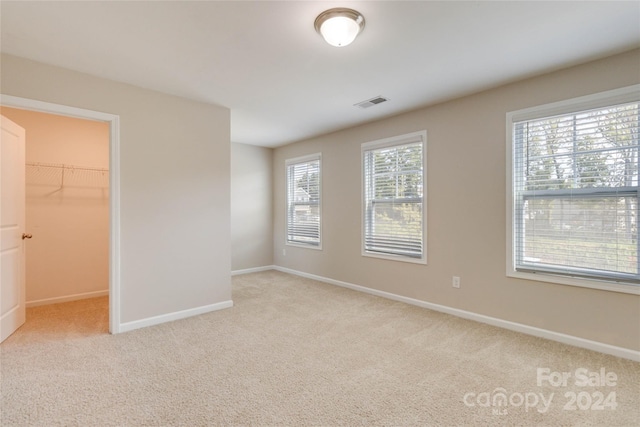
0,107,109,304
231,142,273,271
1,54,231,324
273,49,640,351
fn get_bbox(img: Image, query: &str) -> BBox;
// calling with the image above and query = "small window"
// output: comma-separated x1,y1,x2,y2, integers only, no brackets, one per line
286,153,321,248
508,85,640,293
362,131,426,263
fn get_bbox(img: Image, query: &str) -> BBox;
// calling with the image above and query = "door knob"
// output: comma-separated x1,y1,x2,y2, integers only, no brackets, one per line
22,233,32,240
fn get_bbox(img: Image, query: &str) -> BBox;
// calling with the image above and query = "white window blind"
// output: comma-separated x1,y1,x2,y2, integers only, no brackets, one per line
286,154,321,247
362,132,426,262
513,100,639,283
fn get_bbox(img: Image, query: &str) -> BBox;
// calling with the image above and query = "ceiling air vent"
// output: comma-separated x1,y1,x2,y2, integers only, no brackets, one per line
355,96,389,109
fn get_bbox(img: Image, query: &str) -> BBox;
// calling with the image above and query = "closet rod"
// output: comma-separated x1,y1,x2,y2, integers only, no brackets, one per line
26,162,109,173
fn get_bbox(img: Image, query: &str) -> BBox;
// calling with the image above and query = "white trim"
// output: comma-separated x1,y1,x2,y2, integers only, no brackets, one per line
360,130,425,151
231,265,276,276
508,84,640,123
26,290,109,308
0,94,123,333
273,266,640,362
0,95,119,122
285,241,323,251
509,270,640,295
119,300,234,333
109,117,122,333
506,85,640,295
285,152,323,166
285,152,322,250
361,250,427,265
361,130,427,264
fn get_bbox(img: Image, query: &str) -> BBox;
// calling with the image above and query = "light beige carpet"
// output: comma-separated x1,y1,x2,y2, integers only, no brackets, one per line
1,270,639,426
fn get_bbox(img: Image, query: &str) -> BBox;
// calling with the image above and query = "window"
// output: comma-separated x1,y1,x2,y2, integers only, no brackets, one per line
508,85,640,292
286,153,321,248
362,131,426,263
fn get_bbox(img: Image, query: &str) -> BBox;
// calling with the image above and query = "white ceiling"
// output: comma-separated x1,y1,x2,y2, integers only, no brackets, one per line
1,1,639,147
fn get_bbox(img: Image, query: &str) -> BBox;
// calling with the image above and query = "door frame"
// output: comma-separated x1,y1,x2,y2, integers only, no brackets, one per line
1,94,122,334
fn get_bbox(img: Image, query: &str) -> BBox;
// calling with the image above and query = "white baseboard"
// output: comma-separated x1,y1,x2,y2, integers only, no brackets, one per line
119,300,234,333
231,265,276,276
26,290,109,308
272,266,640,362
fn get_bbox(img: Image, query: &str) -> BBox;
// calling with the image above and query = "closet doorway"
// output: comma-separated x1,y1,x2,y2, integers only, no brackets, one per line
1,106,110,336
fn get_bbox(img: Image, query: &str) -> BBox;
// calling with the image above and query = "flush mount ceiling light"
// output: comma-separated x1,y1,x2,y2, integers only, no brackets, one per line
314,8,365,47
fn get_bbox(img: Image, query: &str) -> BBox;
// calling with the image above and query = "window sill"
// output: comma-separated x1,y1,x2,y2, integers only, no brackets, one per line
362,251,426,265
286,242,323,251
508,270,640,295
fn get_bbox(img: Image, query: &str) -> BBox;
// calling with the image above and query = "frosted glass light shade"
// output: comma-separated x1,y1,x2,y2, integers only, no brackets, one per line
320,16,360,47
314,8,365,47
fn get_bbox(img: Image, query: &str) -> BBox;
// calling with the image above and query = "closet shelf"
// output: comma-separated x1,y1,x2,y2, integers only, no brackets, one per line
26,162,109,189
26,162,108,173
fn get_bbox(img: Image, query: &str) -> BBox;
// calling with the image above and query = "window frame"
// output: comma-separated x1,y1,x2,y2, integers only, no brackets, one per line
506,84,640,295
285,153,322,250
361,131,427,264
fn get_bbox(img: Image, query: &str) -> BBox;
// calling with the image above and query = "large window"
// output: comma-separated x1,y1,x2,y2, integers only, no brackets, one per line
508,85,640,292
286,153,321,248
362,131,426,263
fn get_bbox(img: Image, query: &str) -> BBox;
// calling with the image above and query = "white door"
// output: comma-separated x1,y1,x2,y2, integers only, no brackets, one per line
0,115,26,343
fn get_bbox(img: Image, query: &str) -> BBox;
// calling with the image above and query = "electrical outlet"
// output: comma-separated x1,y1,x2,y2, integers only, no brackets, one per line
282,248,286,256
452,276,461,288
